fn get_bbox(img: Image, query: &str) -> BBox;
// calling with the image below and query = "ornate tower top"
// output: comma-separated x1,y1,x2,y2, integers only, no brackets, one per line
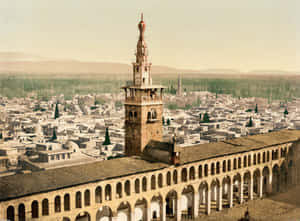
132,13,151,86
122,14,165,156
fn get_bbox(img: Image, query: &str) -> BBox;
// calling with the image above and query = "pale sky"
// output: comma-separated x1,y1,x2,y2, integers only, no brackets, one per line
0,0,299,71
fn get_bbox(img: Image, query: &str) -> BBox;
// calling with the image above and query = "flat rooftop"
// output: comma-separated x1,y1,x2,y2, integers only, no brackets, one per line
1,129,300,201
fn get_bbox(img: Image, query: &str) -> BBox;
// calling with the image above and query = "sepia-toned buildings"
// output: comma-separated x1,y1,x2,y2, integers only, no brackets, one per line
0,15,300,221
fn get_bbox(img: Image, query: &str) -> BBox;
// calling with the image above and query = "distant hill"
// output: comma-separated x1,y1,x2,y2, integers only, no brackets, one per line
0,52,298,76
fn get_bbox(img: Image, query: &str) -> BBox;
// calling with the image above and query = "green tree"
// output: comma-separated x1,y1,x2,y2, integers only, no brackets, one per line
255,104,258,113
0,132,2,139
103,127,111,145
284,108,289,115
167,118,171,126
51,129,57,140
199,113,202,120
246,117,253,127
162,117,165,125
54,102,60,119
202,113,210,123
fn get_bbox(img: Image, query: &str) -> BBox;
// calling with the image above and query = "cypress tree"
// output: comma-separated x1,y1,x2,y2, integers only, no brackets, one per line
246,117,253,127
54,102,60,119
284,108,289,115
0,132,2,139
103,127,111,145
167,118,171,126
202,113,210,123
51,129,57,140
162,117,165,125
255,104,258,113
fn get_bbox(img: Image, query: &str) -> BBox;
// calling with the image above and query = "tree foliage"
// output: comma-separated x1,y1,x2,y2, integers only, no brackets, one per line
103,127,111,145
246,117,253,127
54,103,60,119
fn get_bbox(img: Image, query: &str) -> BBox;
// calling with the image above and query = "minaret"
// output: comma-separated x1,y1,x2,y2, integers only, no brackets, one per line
122,14,165,156
177,74,182,96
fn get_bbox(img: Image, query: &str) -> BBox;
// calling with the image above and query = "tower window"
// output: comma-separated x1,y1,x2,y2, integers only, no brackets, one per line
134,112,137,118
147,109,157,122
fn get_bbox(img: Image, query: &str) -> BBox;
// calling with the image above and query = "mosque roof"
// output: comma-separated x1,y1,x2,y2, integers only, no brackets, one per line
1,129,300,201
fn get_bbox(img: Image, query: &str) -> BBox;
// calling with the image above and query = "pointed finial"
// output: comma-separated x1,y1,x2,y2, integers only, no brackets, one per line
141,13,143,21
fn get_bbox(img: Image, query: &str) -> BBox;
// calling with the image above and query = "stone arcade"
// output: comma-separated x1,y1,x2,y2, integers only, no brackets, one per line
1,14,300,221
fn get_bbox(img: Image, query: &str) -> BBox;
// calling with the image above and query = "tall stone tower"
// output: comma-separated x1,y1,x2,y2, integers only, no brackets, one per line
122,14,165,156
177,75,182,96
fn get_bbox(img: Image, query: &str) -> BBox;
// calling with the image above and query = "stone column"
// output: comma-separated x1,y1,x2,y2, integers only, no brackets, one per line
228,183,233,208
90,189,95,207
147,207,151,221
205,189,211,215
239,180,244,204
131,211,135,221
194,192,199,218
162,201,166,221
38,200,43,218
176,198,181,221
217,185,223,211
212,186,217,201
267,171,273,194
258,176,263,198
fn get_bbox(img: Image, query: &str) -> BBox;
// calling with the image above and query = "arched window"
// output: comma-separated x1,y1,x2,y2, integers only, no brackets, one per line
142,177,147,192
238,157,242,169
258,153,261,164
253,154,257,165
64,194,70,211
222,160,226,173
227,160,231,171
18,204,25,221
134,112,137,118
116,182,122,198
7,206,15,221
173,170,178,184
248,155,251,166
211,163,215,175
75,191,82,208
84,190,90,206
152,110,157,119
267,151,270,162
151,175,156,190
125,180,131,196
135,179,140,193
216,162,220,174
158,174,163,188
54,196,61,213
243,156,247,167
204,164,208,176
234,158,237,169
189,167,195,180
31,201,39,218
42,199,49,216
166,172,171,185
263,152,266,163
105,184,112,200
95,186,102,203
181,168,188,182
198,165,203,178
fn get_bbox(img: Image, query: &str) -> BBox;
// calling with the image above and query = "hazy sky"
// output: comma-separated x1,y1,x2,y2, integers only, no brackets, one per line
0,0,299,71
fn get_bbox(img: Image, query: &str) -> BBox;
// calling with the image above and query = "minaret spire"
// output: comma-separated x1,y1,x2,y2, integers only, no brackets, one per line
141,13,143,21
